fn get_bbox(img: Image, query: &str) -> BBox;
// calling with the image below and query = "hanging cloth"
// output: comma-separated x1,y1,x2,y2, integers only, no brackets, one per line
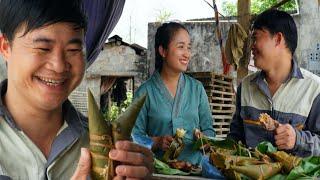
83,0,126,67
225,23,248,69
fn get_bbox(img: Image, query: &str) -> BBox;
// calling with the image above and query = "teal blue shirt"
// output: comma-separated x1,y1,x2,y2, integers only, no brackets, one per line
132,71,215,165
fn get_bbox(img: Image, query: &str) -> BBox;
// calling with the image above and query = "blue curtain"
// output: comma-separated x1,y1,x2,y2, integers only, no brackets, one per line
83,0,126,67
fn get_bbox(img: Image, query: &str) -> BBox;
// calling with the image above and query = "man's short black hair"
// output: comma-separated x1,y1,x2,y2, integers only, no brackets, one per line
253,9,297,55
0,0,87,42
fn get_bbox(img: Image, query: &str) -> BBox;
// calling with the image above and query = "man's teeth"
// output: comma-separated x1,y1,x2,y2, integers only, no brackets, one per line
38,77,64,86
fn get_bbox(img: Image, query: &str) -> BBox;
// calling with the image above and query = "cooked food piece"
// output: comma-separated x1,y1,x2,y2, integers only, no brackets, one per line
168,160,194,172
259,113,279,131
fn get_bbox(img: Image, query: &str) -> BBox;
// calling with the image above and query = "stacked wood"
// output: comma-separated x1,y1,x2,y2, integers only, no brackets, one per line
188,72,236,139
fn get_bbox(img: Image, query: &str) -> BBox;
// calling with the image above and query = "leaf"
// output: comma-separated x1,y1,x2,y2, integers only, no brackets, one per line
193,137,237,151
256,141,277,154
154,158,190,175
286,156,320,180
230,162,282,179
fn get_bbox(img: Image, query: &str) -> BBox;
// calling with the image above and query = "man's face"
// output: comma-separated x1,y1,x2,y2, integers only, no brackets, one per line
251,28,278,71
0,22,85,111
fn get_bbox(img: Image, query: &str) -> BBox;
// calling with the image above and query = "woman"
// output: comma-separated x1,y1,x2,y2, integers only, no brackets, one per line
132,22,215,165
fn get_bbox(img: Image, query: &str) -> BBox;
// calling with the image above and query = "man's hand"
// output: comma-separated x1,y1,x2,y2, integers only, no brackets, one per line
70,148,91,180
275,124,296,150
152,136,173,151
110,140,154,179
71,141,153,180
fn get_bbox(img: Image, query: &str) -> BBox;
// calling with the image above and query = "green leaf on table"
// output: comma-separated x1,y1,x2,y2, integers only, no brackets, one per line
154,158,190,176
256,141,277,154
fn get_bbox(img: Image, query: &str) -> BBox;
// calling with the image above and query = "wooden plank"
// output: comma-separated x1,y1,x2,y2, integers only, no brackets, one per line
210,96,234,102
214,115,233,119
212,109,235,114
210,103,235,108
213,84,233,90
216,134,227,138
207,90,234,96
213,122,231,126
213,128,230,132
212,79,233,86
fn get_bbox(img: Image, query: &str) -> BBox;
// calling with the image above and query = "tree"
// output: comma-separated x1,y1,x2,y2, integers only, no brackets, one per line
155,9,173,23
222,0,298,16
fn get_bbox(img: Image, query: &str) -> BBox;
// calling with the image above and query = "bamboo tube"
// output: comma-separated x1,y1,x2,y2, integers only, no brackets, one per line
88,90,147,180
88,89,114,180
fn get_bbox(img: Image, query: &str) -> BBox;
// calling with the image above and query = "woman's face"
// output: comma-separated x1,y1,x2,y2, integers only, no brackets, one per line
160,28,191,73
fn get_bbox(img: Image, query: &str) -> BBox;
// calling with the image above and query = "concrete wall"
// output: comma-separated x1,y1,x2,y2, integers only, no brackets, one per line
147,21,232,75
295,0,320,76
69,43,148,115
147,1,320,76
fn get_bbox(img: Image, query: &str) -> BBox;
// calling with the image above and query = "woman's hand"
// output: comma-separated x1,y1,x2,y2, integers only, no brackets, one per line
194,129,210,152
194,129,203,140
152,136,173,151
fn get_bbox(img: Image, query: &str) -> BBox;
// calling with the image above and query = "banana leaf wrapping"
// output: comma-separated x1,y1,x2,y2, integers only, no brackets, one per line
162,128,186,162
87,90,146,180
207,140,313,179
269,151,302,174
230,162,282,180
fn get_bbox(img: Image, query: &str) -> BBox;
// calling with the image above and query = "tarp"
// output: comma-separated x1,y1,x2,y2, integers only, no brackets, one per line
83,0,126,67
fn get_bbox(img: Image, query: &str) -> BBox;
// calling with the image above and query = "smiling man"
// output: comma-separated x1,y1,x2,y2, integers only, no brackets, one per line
228,9,320,157
0,0,152,179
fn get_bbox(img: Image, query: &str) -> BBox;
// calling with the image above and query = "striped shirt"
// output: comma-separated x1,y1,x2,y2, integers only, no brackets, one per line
228,60,320,157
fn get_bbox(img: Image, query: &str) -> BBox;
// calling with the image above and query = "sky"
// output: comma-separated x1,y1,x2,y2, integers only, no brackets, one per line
109,0,226,48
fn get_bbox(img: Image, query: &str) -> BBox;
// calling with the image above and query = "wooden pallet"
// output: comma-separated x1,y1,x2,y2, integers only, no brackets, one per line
188,72,236,139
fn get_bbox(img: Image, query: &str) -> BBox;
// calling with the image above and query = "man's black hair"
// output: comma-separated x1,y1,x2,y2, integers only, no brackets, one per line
253,9,297,55
0,0,87,42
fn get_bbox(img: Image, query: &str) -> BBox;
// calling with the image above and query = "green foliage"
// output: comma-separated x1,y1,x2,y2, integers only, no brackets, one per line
154,158,190,175
222,0,237,16
256,141,277,154
221,0,298,16
155,9,173,23
105,91,133,121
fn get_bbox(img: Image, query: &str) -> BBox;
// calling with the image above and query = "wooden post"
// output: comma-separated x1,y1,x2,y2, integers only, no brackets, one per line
237,0,251,84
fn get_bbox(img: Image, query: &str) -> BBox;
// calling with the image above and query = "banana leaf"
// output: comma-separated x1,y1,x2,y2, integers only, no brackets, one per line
286,156,320,180
257,141,277,154
269,151,302,173
88,89,114,180
224,169,251,180
88,90,147,180
230,162,282,180
268,174,287,180
154,158,190,175
163,139,184,162
163,129,185,162
210,149,261,169
253,148,273,163
193,136,237,151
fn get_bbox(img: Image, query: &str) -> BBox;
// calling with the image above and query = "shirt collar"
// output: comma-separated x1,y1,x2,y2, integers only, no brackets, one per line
251,59,303,85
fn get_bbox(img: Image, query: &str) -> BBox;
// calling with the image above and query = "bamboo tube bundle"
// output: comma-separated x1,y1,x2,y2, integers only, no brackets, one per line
87,90,147,180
